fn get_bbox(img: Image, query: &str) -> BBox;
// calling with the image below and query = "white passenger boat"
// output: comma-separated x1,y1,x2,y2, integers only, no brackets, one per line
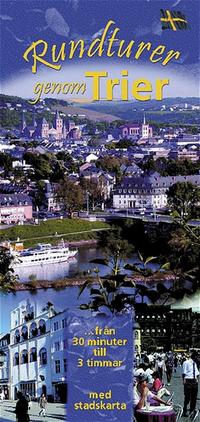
12,241,78,268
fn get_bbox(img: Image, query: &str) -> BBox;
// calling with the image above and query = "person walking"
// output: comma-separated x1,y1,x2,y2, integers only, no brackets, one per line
182,352,199,417
39,393,47,417
15,391,29,422
165,353,174,385
0,389,5,404
156,356,165,381
26,393,32,411
174,354,178,373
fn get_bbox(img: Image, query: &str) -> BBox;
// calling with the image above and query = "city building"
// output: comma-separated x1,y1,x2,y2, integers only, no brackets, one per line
133,322,141,356
169,147,200,162
0,194,32,224
10,299,53,400
113,174,200,210
9,299,68,402
12,160,34,175
21,111,68,140
119,116,153,140
135,304,200,352
0,333,10,399
50,311,68,402
44,181,63,212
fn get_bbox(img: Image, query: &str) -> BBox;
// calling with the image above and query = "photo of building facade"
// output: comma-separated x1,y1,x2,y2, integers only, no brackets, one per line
9,299,68,402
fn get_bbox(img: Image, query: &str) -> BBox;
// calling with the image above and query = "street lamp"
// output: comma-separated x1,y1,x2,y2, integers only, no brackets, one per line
86,191,90,216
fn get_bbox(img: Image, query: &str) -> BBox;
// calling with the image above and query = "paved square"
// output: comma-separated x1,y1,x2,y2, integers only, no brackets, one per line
0,401,66,422
0,367,199,421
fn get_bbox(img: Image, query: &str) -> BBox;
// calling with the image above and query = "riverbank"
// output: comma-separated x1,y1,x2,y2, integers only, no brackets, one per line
5,271,178,292
0,218,109,248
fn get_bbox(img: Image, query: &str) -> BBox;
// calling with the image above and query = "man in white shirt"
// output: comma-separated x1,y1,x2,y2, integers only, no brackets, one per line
182,352,199,416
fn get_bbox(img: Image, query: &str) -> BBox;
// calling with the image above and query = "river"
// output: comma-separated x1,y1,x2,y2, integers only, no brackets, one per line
1,246,199,333
14,246,140,282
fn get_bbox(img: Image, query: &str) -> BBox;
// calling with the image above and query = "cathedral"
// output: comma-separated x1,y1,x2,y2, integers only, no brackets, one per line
20,110,75,140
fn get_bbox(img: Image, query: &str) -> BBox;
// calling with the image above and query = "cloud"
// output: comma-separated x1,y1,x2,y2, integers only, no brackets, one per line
71,32,91,42
45,8,70,37
31,7,70,37
71,25,113,45
71,0,79,11
0,14,13,21
92,28,106,40
63,0,79,11
6,27,26,43
172,0,182,6
134,20,162,37
29,8,43,13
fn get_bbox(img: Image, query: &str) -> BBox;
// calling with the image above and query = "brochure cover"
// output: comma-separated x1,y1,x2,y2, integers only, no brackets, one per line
0,1,200,421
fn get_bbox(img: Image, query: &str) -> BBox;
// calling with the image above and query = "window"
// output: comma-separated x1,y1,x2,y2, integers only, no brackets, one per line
30,347,37,362
55,360,60,374
30,322,38,338
14,329,20,344
39,348,47,365
54,321,59,331
135,331,139,340
21,325,28,340
62,318,67,328
13,352,19,366
38,319,46,335
63,339,67,349
63,358,67,372
55,341,60,351
21,349,28,364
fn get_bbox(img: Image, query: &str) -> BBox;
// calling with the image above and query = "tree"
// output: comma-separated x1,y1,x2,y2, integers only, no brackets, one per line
0,152,13,175
80,178,102,210
91,228,133,275
124,251,170,284
24,152,52,180
167,213,200,291
97,156,121,174
0,247,18,292
116,139,133,149
35,180,46,208
57,178,84,218
167,182,200,218
50,159,65,182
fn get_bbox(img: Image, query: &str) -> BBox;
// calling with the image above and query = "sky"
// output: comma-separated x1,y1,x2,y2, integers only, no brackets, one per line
1,0,200,99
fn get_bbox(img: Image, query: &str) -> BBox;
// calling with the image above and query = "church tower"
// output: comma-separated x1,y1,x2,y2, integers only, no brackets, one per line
33,111,37,128
41,117,49,138
62,121,67,139
21,111,26,131
54,110,63,140
141,114,152,139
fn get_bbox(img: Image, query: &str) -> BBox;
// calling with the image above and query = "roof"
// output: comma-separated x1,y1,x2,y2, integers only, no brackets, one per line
115,174,200,190
0,194,32,207
120,123,140,128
